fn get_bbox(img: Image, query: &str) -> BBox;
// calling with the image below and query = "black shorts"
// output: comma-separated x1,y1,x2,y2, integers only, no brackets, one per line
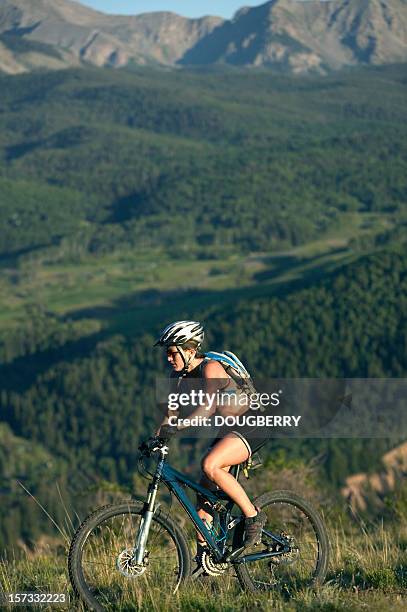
209,425,268,457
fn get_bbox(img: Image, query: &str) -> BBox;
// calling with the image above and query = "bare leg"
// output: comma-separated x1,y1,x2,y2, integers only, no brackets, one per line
196,468,229,545
201,434,257,518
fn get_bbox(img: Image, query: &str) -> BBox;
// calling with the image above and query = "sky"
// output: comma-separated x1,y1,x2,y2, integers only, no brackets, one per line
78,1,266,19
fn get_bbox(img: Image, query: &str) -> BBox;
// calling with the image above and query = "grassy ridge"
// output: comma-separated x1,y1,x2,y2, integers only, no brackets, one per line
1,472,406,611
1,540,405,612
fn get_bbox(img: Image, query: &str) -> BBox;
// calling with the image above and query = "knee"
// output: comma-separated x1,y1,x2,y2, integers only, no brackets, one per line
201,456,218,481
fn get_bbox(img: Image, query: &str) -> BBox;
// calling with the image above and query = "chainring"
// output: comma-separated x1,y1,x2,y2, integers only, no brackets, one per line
200,551,229,577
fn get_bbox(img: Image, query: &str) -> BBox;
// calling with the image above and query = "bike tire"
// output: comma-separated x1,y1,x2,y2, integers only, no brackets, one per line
68,500,191,611
235,490,329,594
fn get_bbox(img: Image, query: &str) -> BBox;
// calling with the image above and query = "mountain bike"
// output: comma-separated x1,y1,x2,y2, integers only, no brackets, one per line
68,436,329,611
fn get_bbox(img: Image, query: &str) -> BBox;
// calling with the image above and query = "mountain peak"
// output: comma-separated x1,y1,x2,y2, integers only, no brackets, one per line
0,0,406,75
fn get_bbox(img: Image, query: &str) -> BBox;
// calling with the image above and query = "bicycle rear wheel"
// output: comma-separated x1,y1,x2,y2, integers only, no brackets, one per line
68,501,191,611
235,490,329,594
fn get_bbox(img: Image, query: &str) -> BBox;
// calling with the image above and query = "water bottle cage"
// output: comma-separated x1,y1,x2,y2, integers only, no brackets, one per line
243,457,252,479
243,452,263,479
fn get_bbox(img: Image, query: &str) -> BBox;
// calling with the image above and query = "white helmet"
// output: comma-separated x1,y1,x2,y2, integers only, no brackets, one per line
154,320,204,348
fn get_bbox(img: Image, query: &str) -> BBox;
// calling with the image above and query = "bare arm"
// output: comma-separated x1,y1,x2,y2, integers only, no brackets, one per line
156,409,179,435
177,360,229,430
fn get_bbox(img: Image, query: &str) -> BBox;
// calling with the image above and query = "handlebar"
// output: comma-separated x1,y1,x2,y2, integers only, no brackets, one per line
138,436,168,457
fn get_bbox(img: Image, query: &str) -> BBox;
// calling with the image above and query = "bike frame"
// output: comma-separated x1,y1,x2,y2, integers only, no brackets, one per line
134,445,291,566
162,461,235,560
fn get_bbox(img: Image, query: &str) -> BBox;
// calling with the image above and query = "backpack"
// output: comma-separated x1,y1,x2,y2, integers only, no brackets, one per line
204,351,257,396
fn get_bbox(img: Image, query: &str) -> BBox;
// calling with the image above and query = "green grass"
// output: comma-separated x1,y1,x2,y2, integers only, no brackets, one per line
0,520,405,611
1,463,406,611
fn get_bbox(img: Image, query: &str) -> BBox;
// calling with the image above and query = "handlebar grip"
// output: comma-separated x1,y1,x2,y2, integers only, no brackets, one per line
138,437,166,456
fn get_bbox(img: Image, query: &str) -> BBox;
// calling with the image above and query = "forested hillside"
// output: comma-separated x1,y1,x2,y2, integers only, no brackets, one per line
0,65,406,262
0,423,69,551
0,63,406,552
1,246,406,549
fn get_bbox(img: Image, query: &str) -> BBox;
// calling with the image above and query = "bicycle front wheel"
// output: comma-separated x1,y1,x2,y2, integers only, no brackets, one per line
68,501,191,611
235,490,329,594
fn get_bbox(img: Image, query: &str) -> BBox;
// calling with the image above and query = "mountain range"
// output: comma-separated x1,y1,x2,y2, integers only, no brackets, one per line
0,0,406,74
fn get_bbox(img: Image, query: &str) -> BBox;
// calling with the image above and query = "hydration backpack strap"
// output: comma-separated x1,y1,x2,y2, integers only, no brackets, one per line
223,351,251,377
204,351,257,395
204,351,242,373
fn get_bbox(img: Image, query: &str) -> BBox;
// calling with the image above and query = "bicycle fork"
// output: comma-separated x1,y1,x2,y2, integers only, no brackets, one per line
133,448,166,565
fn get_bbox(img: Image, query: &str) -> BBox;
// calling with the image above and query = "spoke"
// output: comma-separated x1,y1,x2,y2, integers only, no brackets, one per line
76,508,182,609
82,560,116,567
242,499,321,592
146,553,178,559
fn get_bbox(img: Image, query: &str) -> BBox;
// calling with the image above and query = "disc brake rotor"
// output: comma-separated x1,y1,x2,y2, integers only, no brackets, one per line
116,548,148,578
269,532,300,566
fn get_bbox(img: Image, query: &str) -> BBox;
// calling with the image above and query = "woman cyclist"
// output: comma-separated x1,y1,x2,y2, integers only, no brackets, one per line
155,320,267,552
